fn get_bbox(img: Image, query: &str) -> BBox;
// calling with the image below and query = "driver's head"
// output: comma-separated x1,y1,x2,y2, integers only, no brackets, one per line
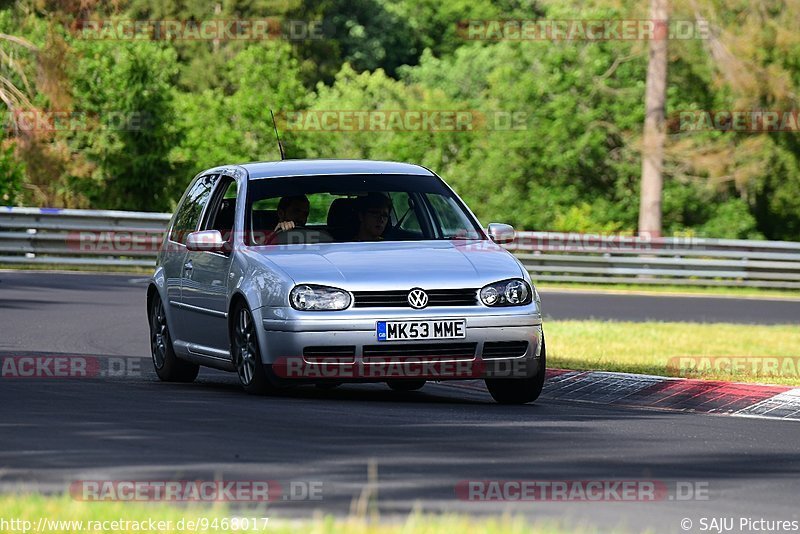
277,195,310,226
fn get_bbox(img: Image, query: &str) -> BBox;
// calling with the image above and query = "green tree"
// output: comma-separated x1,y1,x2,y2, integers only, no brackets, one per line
170,41,308,185
0,137,25,204
67,39,182,211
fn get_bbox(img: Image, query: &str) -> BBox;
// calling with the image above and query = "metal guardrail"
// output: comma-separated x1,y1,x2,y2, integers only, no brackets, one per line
2,206,800,289
506,233,800,289
0,207,170,268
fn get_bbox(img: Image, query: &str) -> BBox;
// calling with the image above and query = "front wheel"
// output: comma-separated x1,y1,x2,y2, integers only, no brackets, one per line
232,303,273,395
149,294,199,383
485,335,546,405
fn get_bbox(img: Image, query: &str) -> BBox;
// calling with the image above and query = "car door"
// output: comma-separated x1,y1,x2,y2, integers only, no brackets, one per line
179,177,238,354
163,173,220,343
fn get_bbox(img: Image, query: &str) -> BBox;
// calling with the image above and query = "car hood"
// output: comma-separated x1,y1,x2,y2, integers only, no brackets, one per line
251,240,525,290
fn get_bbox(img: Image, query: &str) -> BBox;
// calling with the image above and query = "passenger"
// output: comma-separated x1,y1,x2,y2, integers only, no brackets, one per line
355,193,392,242
275,195,310,232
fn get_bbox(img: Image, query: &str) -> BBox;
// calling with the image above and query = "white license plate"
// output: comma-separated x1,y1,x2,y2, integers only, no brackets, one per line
376,319,466,342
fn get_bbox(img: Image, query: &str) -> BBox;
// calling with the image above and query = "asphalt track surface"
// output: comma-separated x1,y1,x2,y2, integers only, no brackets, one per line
1,271,799,533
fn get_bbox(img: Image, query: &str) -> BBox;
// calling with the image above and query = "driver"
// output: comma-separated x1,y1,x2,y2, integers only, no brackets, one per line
275,194,310,232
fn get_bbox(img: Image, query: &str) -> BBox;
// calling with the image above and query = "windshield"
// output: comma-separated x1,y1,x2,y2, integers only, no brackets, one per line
245,174,485,245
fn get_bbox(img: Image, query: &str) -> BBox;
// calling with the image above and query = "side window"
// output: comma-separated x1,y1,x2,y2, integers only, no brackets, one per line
390,192,422,232
425,193,481,239
169,174,218,244
306,193,336,225
205,180,238,239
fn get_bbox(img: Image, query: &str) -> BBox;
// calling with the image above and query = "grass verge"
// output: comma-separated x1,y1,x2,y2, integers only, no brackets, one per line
538,282,800,300
547,320,800,386
0,494,580,534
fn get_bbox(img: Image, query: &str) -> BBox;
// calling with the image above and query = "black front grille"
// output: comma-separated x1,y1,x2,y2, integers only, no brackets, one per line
303,346,356,363
362,342,477,361
352,288,478,308
482,341,529,359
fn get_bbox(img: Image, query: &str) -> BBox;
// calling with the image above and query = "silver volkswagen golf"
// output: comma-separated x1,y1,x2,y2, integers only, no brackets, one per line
147,160,546,404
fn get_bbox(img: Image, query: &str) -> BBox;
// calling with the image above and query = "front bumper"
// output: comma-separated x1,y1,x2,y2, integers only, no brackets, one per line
254,305,544,381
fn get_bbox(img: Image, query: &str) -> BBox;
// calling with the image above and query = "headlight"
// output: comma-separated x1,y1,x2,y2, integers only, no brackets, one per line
480,279,532,307
290,284,351,311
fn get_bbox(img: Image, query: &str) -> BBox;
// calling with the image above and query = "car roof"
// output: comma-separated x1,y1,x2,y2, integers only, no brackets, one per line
235,159,435,180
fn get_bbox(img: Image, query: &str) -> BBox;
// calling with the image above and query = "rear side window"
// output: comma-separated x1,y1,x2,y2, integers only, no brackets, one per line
169,174,219,244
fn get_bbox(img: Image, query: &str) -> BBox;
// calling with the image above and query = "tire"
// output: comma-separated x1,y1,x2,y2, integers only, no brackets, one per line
231,303,273,395
485,335,546,405
387,379,426,392
149,294,199,383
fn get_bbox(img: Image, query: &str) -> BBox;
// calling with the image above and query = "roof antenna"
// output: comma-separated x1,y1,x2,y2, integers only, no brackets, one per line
270,109,286,160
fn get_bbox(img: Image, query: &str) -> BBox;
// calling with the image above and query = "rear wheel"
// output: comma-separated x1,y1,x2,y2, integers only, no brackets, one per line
485,335,546,405
149,295,199,383
232,303,272,395
387,379,426,392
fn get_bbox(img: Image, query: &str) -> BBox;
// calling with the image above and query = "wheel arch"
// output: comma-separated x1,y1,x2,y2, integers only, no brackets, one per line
146,280,177,329
227,292,272,367
146,283,158,314
227,292,250,340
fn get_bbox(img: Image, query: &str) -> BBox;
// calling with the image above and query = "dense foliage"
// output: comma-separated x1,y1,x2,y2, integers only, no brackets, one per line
0,0,798,239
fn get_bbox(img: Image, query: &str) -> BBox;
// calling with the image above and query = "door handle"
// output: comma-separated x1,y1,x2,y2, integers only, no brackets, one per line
183,260,193,275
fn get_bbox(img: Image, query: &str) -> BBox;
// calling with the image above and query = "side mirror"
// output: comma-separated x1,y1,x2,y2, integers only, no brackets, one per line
487,223,515,244
186,230,226,252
